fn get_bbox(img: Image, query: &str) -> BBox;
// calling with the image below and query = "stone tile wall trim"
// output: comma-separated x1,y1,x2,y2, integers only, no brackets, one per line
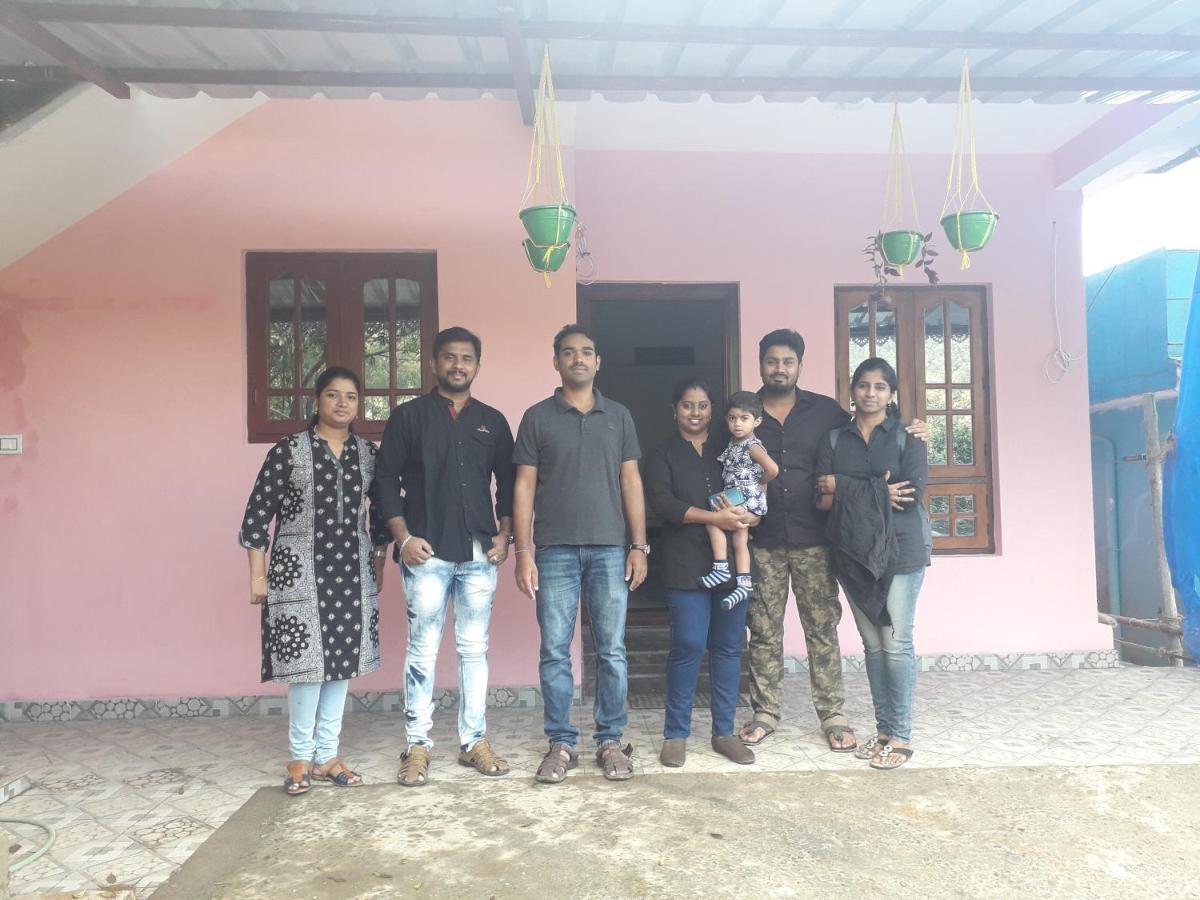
2,651,1118,722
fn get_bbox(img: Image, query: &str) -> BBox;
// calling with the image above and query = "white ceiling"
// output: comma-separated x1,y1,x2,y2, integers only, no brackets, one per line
561,94,1114,154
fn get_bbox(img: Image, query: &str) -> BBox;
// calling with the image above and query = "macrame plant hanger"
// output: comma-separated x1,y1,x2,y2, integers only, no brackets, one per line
878,102,926,272
518,47,576,287
939,57,998,270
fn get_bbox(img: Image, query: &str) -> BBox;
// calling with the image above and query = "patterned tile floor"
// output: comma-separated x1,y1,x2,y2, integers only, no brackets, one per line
4,666,1200,897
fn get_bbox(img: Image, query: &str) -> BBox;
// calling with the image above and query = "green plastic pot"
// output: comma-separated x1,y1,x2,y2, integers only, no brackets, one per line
519,204,576,246
940,211,999,252
879,230,923,267
523,238,571,273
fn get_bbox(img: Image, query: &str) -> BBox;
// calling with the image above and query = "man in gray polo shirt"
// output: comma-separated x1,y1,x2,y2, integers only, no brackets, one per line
512,324,648,783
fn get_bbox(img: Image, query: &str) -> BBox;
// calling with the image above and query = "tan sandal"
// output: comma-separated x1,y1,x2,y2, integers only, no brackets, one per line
397,744,431,787
312,757,364,787
457,739,510,777
283,760,311,796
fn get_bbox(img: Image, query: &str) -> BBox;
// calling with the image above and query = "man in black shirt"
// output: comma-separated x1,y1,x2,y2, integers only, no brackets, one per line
740,329,923,752
375,327,516,786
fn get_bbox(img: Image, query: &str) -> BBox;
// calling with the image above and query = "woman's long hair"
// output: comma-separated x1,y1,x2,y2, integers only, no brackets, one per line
851,357,900,418
309,366,364,430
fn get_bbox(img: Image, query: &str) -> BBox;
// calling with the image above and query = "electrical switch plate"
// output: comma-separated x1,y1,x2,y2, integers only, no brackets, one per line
0,434,22,454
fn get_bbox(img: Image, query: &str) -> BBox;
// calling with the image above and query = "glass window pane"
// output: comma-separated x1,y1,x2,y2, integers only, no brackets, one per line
949,301,972,383
363,278,391,390
955,517,976,537
925,389,946,411
929,495,950,515
848,303,870,383
364,395,392,421
954,495,975,513
299,278,326,388
951,389,972,410
931,517,950,537
268,395,295,420
924,304,946,383
952,415,974,466
268,278,295,389
299,396,314,421
395,278,420,312
928,415,947,466
396,318,422,389
875,306,897,371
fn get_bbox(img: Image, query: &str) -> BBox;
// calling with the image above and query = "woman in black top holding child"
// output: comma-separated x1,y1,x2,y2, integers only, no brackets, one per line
644,380,764,768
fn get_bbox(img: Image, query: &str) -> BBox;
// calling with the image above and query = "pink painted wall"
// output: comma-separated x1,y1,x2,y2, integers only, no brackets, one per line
576,148,1111,659
0,99,1110,703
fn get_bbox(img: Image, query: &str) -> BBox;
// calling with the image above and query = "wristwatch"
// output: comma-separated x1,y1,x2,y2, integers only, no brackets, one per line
628,543,651,557
503,532,515,545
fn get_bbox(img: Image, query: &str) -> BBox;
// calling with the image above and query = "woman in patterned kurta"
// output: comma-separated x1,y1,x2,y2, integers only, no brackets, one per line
239,367,389,794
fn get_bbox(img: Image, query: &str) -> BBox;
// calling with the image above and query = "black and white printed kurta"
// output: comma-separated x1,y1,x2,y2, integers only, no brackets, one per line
238,430,389,684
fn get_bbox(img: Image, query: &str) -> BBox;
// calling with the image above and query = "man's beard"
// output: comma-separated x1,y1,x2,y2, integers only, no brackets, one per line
762,379,795,395
437,373,474,394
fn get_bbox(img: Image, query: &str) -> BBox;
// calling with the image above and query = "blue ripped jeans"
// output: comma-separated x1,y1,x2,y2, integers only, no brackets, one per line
401,540,498,751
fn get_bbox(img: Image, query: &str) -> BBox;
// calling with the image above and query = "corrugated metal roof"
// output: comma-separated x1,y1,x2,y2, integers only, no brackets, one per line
0,0,1198,104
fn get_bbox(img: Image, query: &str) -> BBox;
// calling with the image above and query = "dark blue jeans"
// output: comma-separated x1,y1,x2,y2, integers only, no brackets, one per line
664,588,748,739
535,545,629,748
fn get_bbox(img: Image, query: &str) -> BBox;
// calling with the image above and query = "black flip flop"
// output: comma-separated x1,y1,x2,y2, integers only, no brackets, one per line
739,720,776,746
825,727,858,753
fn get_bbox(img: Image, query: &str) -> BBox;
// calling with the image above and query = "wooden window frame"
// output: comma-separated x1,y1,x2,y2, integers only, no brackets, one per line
834,284,996,554
246,251,438,443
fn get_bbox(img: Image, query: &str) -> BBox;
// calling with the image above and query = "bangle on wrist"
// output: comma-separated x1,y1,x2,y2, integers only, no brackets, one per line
514,548,532,554
399,534,415,552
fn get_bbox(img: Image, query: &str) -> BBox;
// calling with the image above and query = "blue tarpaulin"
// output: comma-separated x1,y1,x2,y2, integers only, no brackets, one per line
1163,267,1200,661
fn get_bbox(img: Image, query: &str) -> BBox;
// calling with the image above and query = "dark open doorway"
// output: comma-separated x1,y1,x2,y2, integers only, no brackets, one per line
577,282,741,608
577,283,742,706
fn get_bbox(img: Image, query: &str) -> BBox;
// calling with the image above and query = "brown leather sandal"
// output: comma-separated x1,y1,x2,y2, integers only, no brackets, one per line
457,739,511,776
535,743,579,784
283,760,311,796
312,757,364,787
596,741,635,781
397,745,431,787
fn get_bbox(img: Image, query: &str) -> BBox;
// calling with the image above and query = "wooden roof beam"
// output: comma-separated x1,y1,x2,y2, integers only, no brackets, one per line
496,3,534,126
3,67,1200,99
0,1,129,98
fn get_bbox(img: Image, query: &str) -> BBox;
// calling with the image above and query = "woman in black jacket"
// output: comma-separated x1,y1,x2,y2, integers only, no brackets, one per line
644,379,759,768
814,358,929,770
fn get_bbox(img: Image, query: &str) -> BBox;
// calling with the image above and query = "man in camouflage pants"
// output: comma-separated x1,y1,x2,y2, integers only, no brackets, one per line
740,329,924,751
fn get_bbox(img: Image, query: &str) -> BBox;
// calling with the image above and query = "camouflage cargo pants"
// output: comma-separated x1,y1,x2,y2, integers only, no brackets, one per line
747,545,848,732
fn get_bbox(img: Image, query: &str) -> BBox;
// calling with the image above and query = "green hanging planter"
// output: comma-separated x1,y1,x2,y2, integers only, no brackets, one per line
519,204,576,247
940,210,999,252
523,238,570,273
879,230,924,267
